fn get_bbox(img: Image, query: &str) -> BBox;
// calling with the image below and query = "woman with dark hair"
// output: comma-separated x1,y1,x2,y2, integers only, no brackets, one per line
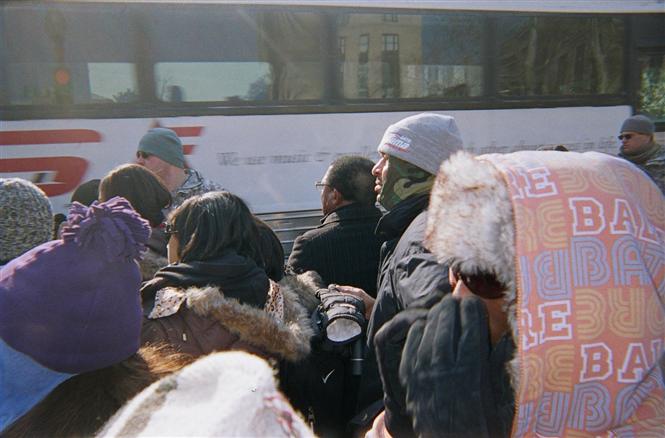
99,164,172,280
141,191,317,365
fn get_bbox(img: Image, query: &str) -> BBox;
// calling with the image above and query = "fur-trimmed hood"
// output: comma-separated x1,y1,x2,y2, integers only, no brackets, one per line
142,272,322,363
426,151,665,436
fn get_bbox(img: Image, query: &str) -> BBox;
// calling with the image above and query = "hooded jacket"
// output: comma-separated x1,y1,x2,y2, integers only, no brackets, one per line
141,252,316,363
416,151,665,437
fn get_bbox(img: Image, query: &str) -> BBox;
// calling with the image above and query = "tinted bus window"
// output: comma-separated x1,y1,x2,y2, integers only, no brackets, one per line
337,12,484,99
142,5,325,102
0,4,139,105
497,15,624,96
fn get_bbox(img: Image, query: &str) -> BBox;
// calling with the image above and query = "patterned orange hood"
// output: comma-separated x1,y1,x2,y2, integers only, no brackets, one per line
426,151,664,437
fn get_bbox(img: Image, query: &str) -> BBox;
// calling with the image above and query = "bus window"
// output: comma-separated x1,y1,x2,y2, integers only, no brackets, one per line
155,62,272,102
337,12,484,99
497,15,624,96
1,3,139,105
143,5,324,103
634,15,665,124
638,51,665,123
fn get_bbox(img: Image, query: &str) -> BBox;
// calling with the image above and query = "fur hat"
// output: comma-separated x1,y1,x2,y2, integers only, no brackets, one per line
378,113,463,175
137,128,185,169
0,197,151,431
99,351,314,437
0,178,53,264
425,151,516,300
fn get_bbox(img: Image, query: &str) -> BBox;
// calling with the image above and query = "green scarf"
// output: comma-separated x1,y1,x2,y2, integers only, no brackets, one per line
378,156,435,210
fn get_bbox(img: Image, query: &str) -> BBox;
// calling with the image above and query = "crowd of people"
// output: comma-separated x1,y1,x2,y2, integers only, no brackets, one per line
0,112,663,437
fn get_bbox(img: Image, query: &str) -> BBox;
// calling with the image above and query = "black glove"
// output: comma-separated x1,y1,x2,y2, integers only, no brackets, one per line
399,295,501,438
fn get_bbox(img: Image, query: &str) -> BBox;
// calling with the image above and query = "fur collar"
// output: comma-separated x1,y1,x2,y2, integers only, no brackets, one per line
176,272,322,362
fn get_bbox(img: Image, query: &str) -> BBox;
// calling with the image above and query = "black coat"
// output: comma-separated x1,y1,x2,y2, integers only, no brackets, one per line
287,203,383,296
355,194,451,420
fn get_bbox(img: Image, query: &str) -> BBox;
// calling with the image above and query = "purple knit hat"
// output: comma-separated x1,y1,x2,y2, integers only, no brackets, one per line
0,196,151,373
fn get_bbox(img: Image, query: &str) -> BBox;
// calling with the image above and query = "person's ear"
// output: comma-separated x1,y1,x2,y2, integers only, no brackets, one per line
331,187,343,206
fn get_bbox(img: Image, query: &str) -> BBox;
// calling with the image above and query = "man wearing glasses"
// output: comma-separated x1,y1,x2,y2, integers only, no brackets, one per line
617,114,664,194
136,127,222,212
287,155,382,297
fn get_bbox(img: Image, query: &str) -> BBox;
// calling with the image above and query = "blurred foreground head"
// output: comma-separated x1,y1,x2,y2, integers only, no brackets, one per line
0,178,53,264
426,150,664,436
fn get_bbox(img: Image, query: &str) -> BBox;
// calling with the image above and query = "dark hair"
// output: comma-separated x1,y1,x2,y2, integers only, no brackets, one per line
254,218,285,281
99,164,172,227
170,191,260,263
326,156,376,205
70,179,100,206
3,345,192,438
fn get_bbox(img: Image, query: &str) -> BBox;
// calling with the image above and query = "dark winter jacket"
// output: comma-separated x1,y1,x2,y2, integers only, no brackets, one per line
355,194,451,416
287,203,383,296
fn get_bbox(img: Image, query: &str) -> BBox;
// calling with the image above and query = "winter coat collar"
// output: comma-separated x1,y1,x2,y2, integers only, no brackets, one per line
320,203,382,226
375,193,429,242
146,273,320,363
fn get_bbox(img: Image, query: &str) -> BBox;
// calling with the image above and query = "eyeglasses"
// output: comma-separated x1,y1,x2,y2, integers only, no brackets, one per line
136,151,152,159
315,181,329,192
618,134,633,141
164,222,178,236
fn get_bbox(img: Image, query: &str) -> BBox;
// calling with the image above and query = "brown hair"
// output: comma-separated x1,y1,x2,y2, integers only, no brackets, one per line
3,345,193,438
99,164,172,227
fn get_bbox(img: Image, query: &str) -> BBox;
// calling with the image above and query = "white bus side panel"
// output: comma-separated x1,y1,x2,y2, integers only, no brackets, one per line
1,105,630,215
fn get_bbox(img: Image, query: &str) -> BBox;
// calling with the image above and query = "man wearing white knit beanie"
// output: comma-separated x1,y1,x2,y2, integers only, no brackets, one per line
338,113,464,436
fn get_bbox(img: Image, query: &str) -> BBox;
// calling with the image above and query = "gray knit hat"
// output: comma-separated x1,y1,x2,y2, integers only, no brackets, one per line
137,128,185,169
377,113,463,175
620,115,655,135
0,178,53,263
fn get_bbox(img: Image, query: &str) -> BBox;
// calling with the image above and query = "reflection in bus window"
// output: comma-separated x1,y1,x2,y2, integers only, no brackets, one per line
145,6,324,102
497,16,624,96
2,4,138,105
639,52,665,122
8,62,138,105
155,62,272,102
338,13,484,99
89,63,138,103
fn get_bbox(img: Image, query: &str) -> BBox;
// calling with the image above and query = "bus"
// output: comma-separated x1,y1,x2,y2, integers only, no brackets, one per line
1,0,664,252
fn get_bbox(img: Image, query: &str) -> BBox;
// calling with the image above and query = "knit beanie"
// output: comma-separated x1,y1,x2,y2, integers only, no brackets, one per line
0,178,53,264
0,197,151,432
620,115,655,135
378,113,463,175
138,128,185,169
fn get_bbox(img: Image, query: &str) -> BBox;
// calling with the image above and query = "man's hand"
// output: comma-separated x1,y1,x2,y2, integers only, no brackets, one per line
333,284,375,320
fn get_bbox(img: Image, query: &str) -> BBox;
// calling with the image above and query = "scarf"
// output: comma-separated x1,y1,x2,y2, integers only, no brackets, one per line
378,156,435,210
141,251,269,309
618,140,660,165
